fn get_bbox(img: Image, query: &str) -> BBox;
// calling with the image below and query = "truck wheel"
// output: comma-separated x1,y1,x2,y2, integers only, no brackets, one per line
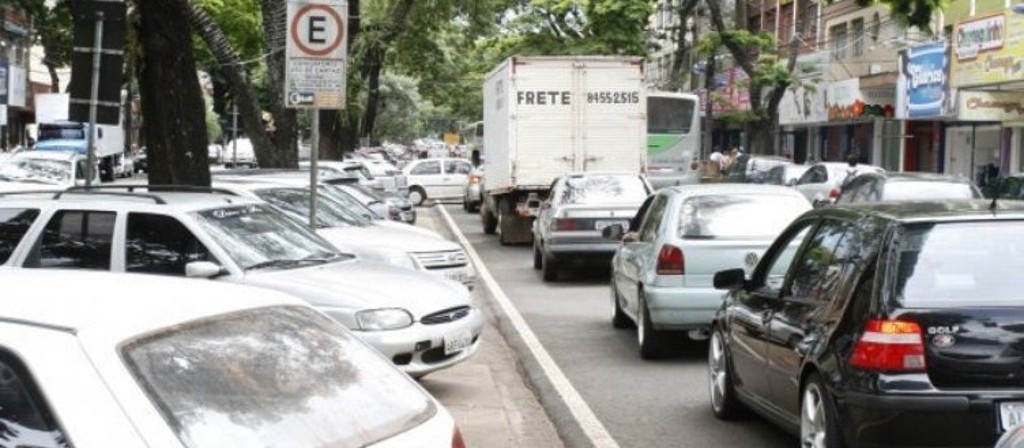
498,199,513,246
481,203,498,235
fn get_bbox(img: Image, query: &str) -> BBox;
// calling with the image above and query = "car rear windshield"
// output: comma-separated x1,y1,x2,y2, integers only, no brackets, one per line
0,208,39,264
122,306,436,448
883,181,979,201
557,175,648,205
896,221,1024,307
678,194,810,239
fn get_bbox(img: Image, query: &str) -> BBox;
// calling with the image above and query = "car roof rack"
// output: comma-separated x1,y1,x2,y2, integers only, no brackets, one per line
0,190,62,199
55,188,166,204
61,184,241,196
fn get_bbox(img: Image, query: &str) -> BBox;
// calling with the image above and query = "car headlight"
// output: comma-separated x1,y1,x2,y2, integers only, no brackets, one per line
360,247,419,271
356,308,414,331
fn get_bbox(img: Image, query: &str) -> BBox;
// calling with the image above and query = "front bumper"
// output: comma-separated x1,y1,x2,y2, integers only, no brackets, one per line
355,307,485,377
644,284,721,330
842,390,1022,447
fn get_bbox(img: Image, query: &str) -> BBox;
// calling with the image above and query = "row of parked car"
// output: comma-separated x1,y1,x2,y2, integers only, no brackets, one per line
510,159,1020,447
0,163,482,446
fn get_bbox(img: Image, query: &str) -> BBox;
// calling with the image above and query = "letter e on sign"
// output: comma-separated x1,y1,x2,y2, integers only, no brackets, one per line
290,4,344,57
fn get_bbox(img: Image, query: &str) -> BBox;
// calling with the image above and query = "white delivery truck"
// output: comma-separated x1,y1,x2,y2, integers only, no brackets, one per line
34,93,125,182
480,56,647,244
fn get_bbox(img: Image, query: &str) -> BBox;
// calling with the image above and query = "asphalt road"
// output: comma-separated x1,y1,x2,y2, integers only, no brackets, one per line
442,204,796,448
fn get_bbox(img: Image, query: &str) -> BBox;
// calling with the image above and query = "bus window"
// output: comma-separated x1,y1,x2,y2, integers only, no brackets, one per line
648,96,696,135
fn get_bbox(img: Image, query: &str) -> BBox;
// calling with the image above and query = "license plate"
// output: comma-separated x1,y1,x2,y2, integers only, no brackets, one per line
595,220,628,231
1000,402,1024,431
401,211,414,221
444,270,467,284
444,330,473,355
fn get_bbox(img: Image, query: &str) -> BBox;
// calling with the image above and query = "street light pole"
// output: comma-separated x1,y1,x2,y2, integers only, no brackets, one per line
231,101,238,167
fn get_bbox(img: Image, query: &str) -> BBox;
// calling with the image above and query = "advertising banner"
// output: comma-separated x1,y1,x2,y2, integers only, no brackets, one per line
8,66,25,108
956,90,1024,121
896,42,950,119
779,83,826,125
952,11,1024,88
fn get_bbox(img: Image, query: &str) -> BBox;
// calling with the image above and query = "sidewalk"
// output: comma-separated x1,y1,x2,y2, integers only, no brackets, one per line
416,205,564,448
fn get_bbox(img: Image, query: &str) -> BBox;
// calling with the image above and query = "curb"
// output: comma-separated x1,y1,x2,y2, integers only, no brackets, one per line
430,204,620,448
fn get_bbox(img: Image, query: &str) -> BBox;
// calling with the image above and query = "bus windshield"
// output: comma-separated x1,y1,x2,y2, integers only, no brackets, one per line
648,96,696,134
38,124,85,141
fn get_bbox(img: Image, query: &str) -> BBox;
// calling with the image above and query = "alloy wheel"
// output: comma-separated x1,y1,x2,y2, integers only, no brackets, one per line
801,382,827,448
709,332,727,412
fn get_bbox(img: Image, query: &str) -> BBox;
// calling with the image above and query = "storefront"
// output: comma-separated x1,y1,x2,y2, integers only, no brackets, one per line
948,10,1024,183
779,79,827,163
820,77,900,169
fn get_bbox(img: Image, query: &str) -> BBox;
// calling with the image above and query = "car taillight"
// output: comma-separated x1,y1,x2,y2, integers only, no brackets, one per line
656,245,684,275
553,218,581,231
850,319,926,372
828,188,840,199
452,427,467,448
468,175,481,185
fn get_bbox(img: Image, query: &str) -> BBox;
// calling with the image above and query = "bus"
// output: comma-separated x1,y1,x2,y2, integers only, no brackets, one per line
646,91,701,187
460,121,484,165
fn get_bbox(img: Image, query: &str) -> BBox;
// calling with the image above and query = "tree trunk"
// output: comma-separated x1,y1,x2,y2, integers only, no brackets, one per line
187,1,278,164
45,63,60,93
259,0,298,168
136,0,210,186
358,0,415,142
667,0,700,91
318,0,360,159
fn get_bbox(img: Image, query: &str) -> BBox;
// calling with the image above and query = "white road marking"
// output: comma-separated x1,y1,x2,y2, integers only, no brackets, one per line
438,205,620,448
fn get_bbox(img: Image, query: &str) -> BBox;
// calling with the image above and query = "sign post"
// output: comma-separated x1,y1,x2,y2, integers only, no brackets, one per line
285,0,348,228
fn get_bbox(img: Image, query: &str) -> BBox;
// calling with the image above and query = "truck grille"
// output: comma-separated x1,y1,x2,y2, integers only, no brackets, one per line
413,250,468,269
421,306,471,325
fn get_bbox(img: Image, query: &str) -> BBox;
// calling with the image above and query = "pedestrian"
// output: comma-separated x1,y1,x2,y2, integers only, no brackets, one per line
709,148,725,174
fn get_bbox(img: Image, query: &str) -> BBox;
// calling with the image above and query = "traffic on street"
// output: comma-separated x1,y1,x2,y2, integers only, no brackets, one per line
1,0,1023,447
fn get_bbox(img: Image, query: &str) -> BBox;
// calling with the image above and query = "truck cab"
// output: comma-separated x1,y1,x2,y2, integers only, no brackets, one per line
36,121,123,182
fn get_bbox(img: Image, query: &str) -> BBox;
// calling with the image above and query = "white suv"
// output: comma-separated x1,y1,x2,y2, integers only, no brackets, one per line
0,188,483,377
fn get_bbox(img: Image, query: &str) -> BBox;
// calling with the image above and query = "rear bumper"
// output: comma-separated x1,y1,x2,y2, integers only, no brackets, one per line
644,285,721,330
841,391,1022,447
546,233,619,257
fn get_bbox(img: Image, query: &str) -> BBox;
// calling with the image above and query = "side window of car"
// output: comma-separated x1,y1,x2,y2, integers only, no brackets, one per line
0,349,70,447
0,208,40,264
639,195,669,242
757,220,816,291
788,220,850,302
797,166,823,185
126,213,214,276
410,161,441,175
864,179,883,201
447,161,472,175
629,195,655,232
835,180,861,204
28,210,115,270
766,167,782,185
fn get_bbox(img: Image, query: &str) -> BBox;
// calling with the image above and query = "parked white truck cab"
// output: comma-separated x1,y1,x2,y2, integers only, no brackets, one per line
480,56,648,245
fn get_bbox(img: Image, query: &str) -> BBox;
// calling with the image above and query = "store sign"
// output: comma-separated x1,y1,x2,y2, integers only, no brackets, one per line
896,42,950,119
952,11,1024,88
955,14,1004,60
780,83,826,125
8,66,25,108
957,90,1024,121
697,67,751,117
826,78,894,121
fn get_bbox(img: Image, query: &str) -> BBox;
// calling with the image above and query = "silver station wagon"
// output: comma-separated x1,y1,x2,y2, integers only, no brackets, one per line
605,184,811,358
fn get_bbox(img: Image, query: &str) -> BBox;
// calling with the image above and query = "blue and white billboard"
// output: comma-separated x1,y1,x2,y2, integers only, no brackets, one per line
896,42,950,119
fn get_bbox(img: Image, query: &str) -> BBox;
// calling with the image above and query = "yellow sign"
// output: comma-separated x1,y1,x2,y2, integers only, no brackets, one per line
952,10,1024,88
957,90,1024,121
443,132,461,146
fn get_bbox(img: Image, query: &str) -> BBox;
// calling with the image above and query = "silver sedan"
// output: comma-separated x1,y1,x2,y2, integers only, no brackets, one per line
605,184,811,359
532,172,652,282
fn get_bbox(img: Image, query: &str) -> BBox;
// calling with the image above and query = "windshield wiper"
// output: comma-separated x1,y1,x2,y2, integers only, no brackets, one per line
245,259,309,271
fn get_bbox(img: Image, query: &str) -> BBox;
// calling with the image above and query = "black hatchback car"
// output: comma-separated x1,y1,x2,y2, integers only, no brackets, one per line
709,200,1024,448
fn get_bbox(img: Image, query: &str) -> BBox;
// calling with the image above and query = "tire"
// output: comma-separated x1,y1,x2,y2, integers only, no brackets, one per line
801,374,845,448
462,197,470,212
709,328,747,419
408,187,426,206
482,204,498,235
498,199,514,246
541,251,559,282
611,281,630,329
533,240,543,270
637,292,666,359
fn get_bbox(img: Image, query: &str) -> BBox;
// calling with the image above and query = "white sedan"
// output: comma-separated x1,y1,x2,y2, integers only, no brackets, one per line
0,269,465,448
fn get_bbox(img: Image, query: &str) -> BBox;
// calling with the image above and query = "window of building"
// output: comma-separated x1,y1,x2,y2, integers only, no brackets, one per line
831,23,848,60
852,19,865,56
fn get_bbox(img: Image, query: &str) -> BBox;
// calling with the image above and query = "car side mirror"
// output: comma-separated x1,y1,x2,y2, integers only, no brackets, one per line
601,224,625,240
713,268,747,290
622,232,640,243
786,179,798,187
186,261,225,279
541,201,551,210
812,198,830,209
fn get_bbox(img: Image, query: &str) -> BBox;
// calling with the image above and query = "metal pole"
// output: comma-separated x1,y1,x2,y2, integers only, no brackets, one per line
231,101,238,167
85,11,104,187
310,110,320,228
